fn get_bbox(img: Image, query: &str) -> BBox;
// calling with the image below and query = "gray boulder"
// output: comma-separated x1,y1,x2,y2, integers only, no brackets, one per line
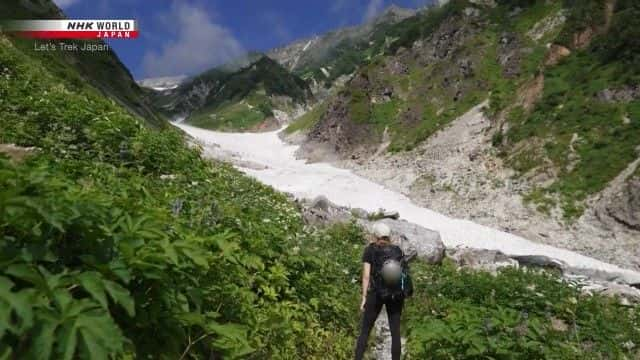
604,177,640,231
581,282,640,305
350,208,370,220
511,255,566,272
310,195,331,212
359,218,445,264
597,85,640,103
448,248,519,274
301,196,353,226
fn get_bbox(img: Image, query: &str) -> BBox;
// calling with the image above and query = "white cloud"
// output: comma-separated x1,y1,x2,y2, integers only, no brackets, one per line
53,0,80,8
363,0,385,22
142,2,244,77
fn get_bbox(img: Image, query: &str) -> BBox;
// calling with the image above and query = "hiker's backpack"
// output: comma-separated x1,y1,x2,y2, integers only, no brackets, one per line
372,244,413,301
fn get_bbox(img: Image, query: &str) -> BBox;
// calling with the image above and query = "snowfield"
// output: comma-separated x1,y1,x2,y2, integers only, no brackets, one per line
175,123,640,284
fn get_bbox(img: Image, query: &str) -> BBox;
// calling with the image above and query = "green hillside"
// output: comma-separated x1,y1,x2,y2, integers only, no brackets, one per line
0,0,166,128
499,0,640,218
268,5,417,88
151,55,313,131
0,34,360,359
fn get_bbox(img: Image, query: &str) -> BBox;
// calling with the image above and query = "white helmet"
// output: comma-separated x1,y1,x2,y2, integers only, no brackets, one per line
373,222,391,238
381,259,402,284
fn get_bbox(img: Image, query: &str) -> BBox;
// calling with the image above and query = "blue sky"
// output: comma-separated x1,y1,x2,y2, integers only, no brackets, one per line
53,0,434,79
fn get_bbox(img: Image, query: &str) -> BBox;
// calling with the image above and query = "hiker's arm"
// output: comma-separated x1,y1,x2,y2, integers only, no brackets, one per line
361,262,371,301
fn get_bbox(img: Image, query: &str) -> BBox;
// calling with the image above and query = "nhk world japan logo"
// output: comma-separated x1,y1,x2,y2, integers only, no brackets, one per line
1,19,138,39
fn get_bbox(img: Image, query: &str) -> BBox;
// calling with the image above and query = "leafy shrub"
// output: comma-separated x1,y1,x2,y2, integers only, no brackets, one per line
593,3,640,67
0,36,361,359
348,89,371,123
557,0,607,47
406,261,640,359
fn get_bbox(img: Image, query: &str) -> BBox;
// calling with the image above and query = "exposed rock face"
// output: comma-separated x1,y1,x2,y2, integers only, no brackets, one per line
597,85,640,103
497,32,523,78
414,15,479,65
302,93,377,161
297,13,482,160
603,177,640,231
544,44,571,66
527,10,567,41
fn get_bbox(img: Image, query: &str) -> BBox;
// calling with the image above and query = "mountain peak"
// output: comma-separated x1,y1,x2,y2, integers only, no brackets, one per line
373,4,416,24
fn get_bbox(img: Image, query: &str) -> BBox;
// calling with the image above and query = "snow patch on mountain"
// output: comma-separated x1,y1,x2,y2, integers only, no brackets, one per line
138,75,188,91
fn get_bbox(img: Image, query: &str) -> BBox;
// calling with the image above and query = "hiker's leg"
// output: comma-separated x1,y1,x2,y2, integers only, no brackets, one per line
355,293,383,360
386,299,404,360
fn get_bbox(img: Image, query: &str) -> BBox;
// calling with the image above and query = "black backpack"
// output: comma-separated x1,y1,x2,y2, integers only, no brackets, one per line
371,244,413,301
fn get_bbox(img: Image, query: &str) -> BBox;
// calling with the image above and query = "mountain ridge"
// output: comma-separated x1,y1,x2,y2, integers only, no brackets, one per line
150,54,313,131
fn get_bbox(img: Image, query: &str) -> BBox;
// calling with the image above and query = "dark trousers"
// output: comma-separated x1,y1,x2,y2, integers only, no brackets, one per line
354,291,403,360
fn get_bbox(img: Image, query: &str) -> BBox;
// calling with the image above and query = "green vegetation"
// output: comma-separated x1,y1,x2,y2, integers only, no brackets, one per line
295,2,467,87
285,102,328,134
384,0,468,54
0,2,166,128
557,0,607,47
348,88,371,124
336,0,558,152
189,91,274,131
213,57,310,107
183,56,311,131
0,36,360,359
502,1,640,219
406,261,640,359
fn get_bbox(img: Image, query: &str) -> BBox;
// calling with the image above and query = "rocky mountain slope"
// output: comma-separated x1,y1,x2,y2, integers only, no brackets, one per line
286,0,640,270
268,5,418,93
1,0,166,127
149,54,312,131
149,5,419,130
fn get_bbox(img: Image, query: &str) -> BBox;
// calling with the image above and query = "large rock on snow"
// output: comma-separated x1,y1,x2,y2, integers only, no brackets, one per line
359,218,445,264
447,248,519,274
300,195,353,226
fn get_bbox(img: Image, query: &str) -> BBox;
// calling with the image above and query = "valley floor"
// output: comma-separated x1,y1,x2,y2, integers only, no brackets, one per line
175,122,640,284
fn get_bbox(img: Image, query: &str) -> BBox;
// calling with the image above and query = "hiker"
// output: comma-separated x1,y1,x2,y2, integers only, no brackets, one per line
355,222,411,360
